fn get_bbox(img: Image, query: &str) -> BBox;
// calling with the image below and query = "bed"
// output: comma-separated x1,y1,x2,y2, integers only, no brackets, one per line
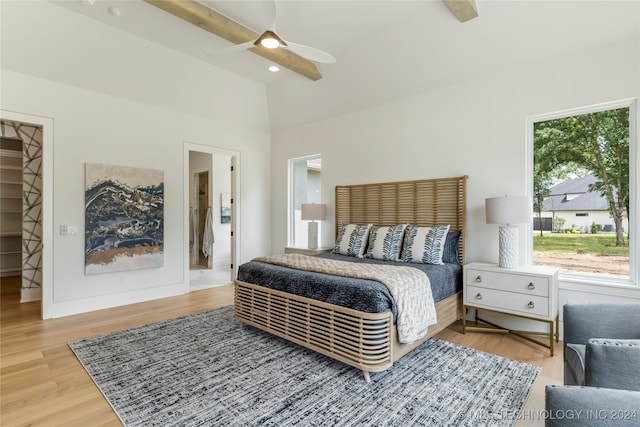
234,176,467,382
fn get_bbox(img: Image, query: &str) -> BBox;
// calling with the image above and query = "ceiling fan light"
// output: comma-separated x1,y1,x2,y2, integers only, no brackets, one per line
260,37,280,49
255,30,285,49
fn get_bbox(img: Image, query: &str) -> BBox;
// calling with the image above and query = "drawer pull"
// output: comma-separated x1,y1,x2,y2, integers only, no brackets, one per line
527,301,535,309
527,282,535,290
475,293,483,300
475,275,482,283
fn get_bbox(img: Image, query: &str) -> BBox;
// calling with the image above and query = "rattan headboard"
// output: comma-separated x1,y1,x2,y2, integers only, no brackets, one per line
335,175,468,265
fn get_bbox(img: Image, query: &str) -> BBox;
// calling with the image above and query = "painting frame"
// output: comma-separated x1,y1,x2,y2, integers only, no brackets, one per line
84,163,164,275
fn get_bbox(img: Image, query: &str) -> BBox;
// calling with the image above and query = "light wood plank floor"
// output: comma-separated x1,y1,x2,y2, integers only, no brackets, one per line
1,275,562,426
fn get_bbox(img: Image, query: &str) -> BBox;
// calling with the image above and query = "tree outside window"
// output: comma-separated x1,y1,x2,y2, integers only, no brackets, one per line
532,105,631,280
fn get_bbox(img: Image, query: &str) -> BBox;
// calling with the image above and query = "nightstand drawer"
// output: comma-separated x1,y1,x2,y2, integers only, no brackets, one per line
462,262,559,355
466,268,549,297
466,285,550,318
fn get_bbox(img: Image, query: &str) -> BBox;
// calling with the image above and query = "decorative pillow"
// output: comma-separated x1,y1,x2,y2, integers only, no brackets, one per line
364,224,407,261
333,223,372,258
401,224,451,265
442,230,461,264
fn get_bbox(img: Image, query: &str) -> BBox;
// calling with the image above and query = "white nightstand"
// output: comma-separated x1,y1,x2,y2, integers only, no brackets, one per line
284,246,333,255
462,262,559,356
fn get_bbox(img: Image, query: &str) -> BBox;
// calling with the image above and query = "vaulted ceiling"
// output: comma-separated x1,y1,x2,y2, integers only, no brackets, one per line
49,0,639,130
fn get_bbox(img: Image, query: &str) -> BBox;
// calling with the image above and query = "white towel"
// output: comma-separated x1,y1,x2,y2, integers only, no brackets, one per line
202,207,215,258
189,208,197,261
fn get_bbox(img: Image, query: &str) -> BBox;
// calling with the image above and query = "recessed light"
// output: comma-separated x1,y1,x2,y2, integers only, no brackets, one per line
268,65,280,73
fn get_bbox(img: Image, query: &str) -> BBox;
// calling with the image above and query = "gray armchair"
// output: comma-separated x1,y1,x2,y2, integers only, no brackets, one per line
545,303,640,427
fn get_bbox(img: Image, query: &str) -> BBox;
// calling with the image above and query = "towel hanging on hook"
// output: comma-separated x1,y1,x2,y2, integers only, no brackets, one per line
189,207,197,262
202,207,215,258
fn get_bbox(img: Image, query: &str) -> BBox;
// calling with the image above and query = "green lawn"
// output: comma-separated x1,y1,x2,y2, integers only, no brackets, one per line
533,233,629,256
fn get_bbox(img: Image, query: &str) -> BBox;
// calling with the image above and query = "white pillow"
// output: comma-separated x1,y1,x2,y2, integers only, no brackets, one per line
364,224,407,261
401,224,451,265
332,223,372,258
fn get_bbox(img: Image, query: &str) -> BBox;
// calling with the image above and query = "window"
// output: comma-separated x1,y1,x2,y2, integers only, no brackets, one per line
288,155,322,247
529,100,636,284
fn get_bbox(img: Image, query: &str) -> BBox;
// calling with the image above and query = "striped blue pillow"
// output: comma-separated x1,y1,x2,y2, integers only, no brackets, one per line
401,224,451,265
332,223,372,258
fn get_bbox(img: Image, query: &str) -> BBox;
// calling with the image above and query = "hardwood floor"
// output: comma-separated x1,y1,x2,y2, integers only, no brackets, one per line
1,276,562,426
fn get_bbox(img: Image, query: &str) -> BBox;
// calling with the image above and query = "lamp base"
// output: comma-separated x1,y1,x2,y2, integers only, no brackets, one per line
498,225,519,269
307,221,318,249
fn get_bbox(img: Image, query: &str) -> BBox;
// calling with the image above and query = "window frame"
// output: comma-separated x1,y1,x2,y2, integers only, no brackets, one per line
525,98,638,288
287,154,322,248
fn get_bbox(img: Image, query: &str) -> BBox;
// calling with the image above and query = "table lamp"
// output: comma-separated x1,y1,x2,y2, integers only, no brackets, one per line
301,203,326,249
485,195,532,268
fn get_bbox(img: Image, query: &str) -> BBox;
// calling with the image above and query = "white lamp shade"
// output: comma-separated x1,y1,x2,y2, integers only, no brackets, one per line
301,203,326,221
485,196,532,225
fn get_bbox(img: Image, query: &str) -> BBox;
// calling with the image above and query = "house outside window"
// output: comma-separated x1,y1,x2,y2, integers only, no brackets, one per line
288,155,321,247
529,100,636,285
534,175,627,234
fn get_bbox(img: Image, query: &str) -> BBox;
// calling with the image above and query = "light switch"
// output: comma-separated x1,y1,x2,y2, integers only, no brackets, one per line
60,225,80,235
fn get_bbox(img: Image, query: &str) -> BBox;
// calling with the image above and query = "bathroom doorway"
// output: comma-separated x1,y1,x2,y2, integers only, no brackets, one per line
186,145,237,290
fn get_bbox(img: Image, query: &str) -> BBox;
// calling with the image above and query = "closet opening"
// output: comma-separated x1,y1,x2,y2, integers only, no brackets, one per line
0,119,43,306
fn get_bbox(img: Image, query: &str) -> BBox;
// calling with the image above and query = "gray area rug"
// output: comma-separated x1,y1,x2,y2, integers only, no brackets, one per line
69,306,540,426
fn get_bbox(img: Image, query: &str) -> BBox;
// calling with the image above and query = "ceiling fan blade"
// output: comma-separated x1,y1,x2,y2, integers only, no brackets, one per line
218,40,256,54
283,41,336,64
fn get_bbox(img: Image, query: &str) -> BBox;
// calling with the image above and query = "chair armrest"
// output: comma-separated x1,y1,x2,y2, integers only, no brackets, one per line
545,385,640,427
563,303,640,347
586,339,640,391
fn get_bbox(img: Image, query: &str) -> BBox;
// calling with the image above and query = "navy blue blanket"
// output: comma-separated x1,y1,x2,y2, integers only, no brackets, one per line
236,253,461,321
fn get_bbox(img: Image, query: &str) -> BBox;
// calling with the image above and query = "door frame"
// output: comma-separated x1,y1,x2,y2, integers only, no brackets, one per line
183,142,239,285
1,109,54,318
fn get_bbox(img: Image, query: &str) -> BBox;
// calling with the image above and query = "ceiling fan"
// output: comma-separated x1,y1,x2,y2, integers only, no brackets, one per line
221,1,336,65
144,0,333,81
227,29,336,64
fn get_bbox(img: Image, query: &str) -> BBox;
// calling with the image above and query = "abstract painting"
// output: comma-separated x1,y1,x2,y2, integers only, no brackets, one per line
85,163,164,275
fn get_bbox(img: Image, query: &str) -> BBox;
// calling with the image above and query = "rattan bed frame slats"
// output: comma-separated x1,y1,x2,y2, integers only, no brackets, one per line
235,281,394,372
335,176,467,265
235,176,467,381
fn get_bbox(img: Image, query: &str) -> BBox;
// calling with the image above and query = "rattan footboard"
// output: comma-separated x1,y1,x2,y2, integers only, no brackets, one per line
234,279,461,381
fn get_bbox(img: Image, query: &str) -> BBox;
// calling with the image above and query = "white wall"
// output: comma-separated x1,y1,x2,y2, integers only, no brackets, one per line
0,2,271,317
271,37,640,311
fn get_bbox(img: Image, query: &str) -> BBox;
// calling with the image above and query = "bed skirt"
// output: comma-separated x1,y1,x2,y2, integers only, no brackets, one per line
234,280,462,382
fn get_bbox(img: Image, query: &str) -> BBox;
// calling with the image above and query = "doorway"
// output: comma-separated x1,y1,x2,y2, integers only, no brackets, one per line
0,110,53,319
185,144,237,290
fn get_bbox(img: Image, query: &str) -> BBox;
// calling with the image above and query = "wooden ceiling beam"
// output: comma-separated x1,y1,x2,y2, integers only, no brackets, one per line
443,0,479,23
144,0,322,81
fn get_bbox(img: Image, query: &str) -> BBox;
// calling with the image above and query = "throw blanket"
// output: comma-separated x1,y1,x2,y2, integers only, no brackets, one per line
253,254,437,344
